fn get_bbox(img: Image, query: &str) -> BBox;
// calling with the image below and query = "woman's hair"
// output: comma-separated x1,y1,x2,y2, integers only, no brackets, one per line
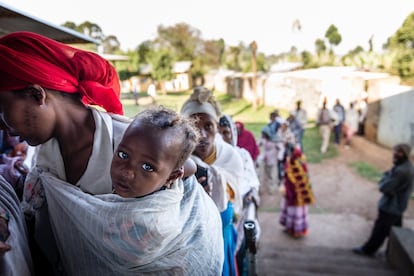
180,86,221,121
135,106,200,168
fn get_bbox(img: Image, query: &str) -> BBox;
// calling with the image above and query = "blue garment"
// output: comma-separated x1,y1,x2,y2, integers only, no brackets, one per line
221,202,238,276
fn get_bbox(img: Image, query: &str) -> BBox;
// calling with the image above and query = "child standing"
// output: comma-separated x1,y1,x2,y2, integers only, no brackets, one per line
258,126,278,194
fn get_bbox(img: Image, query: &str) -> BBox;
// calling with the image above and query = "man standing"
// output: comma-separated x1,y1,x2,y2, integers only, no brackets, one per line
333,98,345,146
353,143,414,256
294,100,307,149
317,100,332,154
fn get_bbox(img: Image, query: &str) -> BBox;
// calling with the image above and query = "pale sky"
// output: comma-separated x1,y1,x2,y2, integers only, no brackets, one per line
2,0,414,55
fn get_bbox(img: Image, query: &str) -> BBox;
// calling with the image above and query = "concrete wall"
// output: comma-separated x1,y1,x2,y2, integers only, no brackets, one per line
377,87,414,149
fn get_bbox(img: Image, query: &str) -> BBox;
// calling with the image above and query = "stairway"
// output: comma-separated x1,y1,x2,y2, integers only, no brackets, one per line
257,245,398,276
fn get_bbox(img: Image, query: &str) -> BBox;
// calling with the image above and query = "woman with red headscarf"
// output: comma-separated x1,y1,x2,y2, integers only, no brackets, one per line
0,31,130,275
0,32,197,275
235,121,260,162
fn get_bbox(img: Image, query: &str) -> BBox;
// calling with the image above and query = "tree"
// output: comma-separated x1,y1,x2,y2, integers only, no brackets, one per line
250,41,258,110
101,35,120,54
325,24,342,50
388,11,414,50
146,49,174,93
315,38,326,56
156,23,203,60
301,50,313,68
78,21,105,42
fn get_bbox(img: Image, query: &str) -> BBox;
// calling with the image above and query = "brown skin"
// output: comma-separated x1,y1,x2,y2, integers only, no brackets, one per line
218,125,232,145
191,113,217,160
0,85,95,185
111,121,183,198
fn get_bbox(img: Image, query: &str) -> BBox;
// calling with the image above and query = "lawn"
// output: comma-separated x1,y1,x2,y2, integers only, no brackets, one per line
121,90,338,163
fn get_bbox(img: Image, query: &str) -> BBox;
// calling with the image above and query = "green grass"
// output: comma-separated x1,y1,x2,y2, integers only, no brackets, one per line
302,126,338,163
350,161,382,182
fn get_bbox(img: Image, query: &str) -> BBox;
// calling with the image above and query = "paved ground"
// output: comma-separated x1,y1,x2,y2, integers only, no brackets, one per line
255,135,414,274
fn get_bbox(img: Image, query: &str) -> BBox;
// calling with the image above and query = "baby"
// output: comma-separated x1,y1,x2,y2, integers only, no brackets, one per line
111,106,199,198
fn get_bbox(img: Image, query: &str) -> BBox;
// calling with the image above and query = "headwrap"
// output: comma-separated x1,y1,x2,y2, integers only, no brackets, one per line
394,143,411,158
219,115,238,146
0,32,123,115
235,121,259,161
181,86,221,121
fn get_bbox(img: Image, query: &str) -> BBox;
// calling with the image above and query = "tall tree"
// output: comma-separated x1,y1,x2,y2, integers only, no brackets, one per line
325,24,342,50
315,38,326,56
388,11,414,50
156,23,202,60
101,35,120,54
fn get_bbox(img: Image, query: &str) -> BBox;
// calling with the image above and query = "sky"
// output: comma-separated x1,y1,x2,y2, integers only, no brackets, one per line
2,0,414,55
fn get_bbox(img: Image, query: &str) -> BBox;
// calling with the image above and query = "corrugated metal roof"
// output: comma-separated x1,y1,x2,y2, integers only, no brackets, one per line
0,2,97,44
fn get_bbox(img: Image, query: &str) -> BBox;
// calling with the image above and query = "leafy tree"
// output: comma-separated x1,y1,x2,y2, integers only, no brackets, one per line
136,40,153,64
78,21,105,42
101,35,120,54
388,11,414,50
324,24,342,50
315,38,326,56
226,45,242,71
62,21,79,32
301,50,313,68
146,49,174,92
156,23,202,60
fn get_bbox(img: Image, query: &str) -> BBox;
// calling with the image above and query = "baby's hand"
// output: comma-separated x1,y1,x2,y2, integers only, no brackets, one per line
0,240,11,256
0,217,10,256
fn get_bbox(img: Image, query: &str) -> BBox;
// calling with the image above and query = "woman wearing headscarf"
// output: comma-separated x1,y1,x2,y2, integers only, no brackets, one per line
0,32,202,275
279,146,315,238
235,121,260,162
181,87,244,276
0,31,130,275
218,114,261,275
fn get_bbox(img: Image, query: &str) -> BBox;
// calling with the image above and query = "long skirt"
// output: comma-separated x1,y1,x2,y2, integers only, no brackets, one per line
221,202,238,276
279,199,309,237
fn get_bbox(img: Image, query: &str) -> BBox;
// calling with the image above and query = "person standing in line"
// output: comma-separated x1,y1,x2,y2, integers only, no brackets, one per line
343,102,359,148
294,100,307,151
332,98,346,146
235,121,260,162
287,111,303,151
0,31,196,275
357,98,368,136
353,143,414,257
257,126,278,195
279,145,315,238
181,87,244,276
316,100,332,154
275,119,296,186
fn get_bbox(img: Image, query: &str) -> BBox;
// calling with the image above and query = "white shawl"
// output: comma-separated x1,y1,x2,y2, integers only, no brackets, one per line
192,135,244,214
28,108,130,196
0,176,33,276
41,173,224,275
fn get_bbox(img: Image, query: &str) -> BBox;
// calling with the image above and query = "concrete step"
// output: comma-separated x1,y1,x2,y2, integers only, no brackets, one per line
257,246,398,276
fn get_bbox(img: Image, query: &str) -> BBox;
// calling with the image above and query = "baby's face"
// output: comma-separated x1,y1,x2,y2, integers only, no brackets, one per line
110,121,179,198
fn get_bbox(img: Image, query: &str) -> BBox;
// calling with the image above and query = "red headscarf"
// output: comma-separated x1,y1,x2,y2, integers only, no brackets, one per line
0,31,123,115
235,121,260,161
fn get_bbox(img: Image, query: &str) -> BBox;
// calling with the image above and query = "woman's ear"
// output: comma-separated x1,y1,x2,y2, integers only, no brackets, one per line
28,84,46,105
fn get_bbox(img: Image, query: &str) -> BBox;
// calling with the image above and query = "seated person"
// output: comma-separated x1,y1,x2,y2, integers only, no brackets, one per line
36,106,224,275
